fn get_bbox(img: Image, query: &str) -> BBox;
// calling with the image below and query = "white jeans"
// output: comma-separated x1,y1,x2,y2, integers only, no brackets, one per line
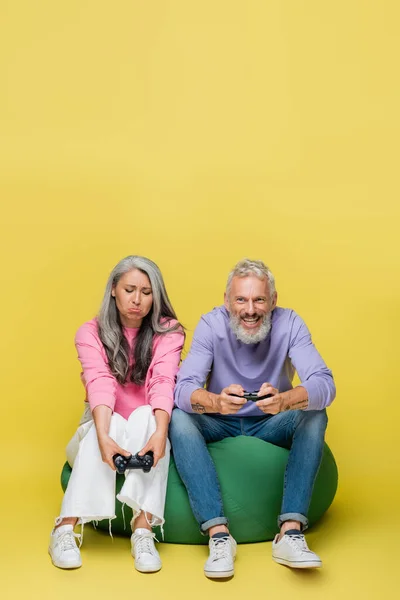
59,405,170,528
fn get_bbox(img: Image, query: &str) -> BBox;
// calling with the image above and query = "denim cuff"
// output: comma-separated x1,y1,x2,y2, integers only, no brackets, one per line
278,512,308,531
200,517,229,535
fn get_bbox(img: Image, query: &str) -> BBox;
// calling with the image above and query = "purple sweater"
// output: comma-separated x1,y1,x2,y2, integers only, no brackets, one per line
174,306,335,416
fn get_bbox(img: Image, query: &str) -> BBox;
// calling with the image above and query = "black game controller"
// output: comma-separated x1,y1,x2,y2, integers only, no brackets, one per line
232,391,273,402
113,451,154,474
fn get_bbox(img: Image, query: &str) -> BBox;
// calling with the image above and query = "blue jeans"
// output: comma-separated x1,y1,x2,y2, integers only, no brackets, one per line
169,408,328,534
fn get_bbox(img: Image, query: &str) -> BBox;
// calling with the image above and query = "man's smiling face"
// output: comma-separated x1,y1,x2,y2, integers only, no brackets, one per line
224,275,277,344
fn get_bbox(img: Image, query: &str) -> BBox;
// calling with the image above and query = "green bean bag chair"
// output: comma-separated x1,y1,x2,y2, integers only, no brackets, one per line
61,436,338,544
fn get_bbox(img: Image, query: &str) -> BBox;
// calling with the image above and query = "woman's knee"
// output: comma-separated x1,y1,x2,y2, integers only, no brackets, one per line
127,404,153,425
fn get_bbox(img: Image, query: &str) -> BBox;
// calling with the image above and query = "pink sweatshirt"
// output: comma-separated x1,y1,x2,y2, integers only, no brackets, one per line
75,318,184,420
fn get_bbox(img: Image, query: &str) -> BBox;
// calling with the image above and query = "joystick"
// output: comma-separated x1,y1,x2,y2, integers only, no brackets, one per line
232,391,273,402
113,451,154,474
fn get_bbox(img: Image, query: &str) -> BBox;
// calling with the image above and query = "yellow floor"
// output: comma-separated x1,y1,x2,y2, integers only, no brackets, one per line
1,456,396,600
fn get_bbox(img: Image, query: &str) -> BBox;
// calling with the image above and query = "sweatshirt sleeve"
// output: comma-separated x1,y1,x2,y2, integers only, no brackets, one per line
174,316,214,413
75,323,117,413
288,313,336,411
146,329,185,417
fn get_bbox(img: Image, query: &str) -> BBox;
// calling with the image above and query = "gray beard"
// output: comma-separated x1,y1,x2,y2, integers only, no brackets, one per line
229,312,272,344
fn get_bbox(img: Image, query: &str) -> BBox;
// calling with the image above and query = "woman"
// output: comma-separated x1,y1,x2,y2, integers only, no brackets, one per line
49,255,184,572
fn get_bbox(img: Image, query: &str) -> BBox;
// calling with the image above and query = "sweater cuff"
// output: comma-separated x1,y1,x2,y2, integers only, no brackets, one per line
300,380,320,411
149,395,174,417
89,393,115,413
174,383,200,413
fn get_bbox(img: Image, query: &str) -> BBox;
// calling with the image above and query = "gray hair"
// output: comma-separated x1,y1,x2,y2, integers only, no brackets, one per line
226,258,276,298
98,255,181,385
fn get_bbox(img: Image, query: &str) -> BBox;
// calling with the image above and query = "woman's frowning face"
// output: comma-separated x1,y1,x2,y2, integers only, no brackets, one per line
112,268,153,328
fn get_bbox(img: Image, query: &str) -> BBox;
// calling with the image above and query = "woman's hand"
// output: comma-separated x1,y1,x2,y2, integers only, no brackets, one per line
138,430,167,468
97,433,131,470
92,405,129,470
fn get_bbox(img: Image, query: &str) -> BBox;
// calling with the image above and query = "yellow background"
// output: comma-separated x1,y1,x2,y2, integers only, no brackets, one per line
1,1,399,598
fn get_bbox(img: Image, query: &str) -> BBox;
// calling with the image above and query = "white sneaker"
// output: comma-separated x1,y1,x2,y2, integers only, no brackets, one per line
48,524,82,569
131,528,162,573
272,531,322,568
204,534,237,579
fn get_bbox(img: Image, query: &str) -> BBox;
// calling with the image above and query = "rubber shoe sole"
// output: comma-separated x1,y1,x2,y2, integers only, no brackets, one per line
273,556,322,569
131,549,162,573
134,561,162,573
204,560,235,579
204,568,234,578
48,548,82,569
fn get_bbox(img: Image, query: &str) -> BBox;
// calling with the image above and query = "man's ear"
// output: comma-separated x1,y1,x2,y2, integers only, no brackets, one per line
224,292,230,311
271,291,278,311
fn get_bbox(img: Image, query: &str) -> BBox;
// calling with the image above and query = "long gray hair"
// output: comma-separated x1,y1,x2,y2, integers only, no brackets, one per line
97,255,181,385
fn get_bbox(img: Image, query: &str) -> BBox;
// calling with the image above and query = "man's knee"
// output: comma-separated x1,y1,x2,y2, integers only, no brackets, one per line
169,408,200,441
298,408,328,434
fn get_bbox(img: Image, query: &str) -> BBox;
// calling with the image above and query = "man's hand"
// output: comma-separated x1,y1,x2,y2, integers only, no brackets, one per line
97,434,131,470
215,384,247,415
255,384,309,414
190,385,247,414
138,430,167,467
255,382,282,414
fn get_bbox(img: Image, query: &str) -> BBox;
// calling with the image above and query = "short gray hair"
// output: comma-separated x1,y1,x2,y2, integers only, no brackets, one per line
226,258,276,298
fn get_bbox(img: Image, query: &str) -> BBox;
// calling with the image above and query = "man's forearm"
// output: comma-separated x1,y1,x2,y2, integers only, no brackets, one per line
190,388,220,414
280,386,309,411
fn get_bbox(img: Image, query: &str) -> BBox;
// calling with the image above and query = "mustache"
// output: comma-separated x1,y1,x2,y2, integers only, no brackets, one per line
229,311,272,344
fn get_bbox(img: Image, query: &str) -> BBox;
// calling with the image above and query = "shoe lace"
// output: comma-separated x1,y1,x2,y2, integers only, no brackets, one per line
134,532,158,556
209,537,231,562
59,530,82,551
286,533,311,553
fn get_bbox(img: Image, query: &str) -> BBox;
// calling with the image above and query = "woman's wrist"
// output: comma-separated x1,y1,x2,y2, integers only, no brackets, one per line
92,405,113,439
154,408,169,434
155,422,168,434
96,430,110,442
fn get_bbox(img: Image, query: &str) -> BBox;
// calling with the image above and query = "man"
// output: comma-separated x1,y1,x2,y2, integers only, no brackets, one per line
170,258,335,578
